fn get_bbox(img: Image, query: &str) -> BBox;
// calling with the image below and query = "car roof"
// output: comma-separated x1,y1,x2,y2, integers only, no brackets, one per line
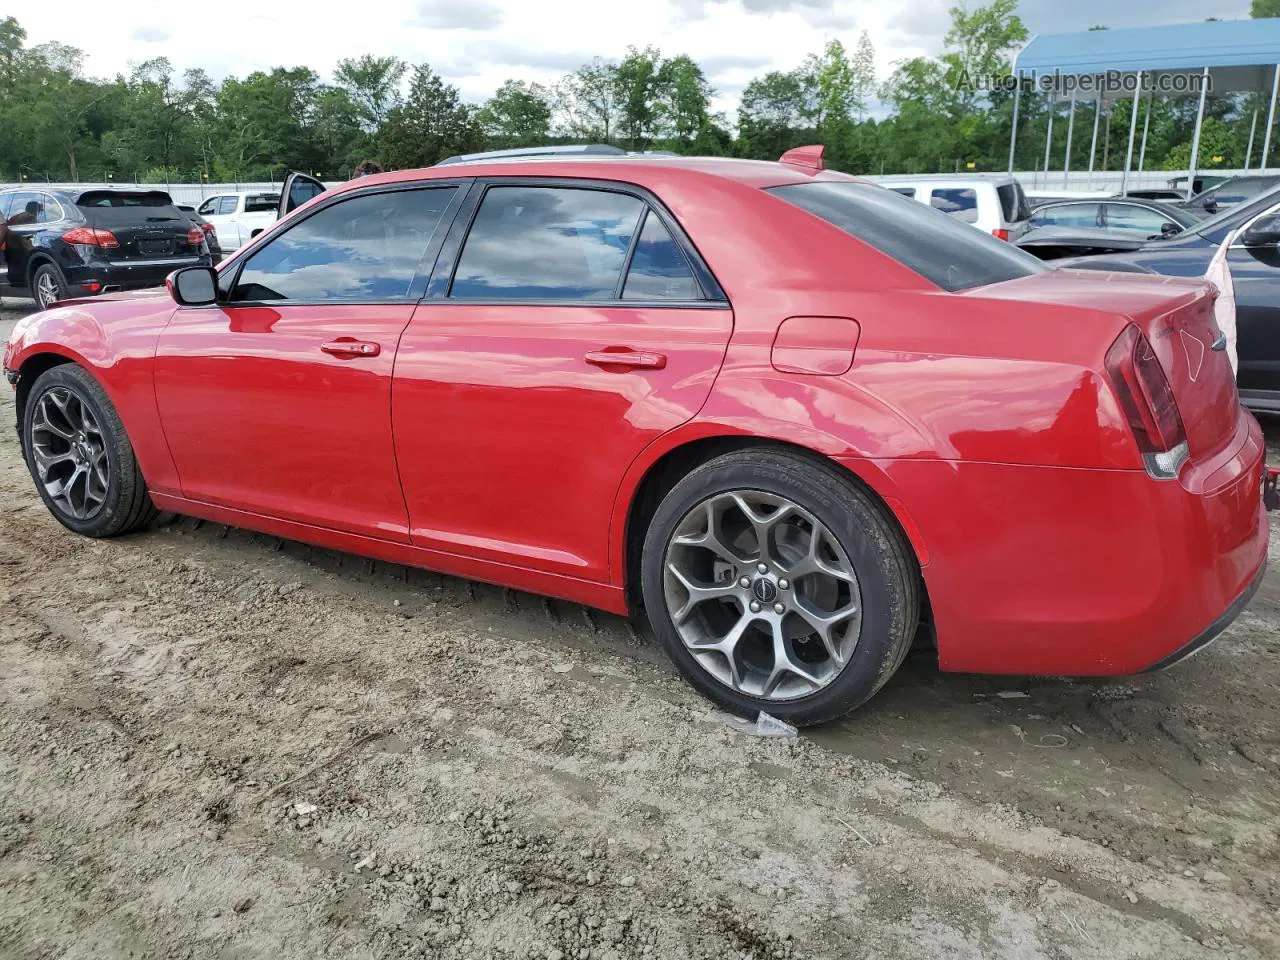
869,173,1018,184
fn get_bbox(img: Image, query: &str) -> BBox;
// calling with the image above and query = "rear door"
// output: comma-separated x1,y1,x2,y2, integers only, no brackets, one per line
76,191,203,264
154,181,467,538
392,179,733,583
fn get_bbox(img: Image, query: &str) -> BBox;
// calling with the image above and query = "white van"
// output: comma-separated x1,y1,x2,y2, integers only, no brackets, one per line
868,174,1033,242
194,192,281,250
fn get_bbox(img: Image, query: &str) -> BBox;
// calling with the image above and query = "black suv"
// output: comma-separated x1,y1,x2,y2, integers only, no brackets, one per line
0,187,213,309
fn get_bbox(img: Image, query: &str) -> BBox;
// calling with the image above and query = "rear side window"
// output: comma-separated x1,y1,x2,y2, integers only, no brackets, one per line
622,211,698,300
451,186,645,299
244,194,279,213
768,181,1046,293
218,196,239,215
231,187,457,302
997,182,1031,222
1032,203,1101,228
930,188,979,223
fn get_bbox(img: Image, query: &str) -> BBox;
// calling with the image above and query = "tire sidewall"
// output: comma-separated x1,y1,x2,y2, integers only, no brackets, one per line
641,452,912,725
22,367,130,537
31,263,66,310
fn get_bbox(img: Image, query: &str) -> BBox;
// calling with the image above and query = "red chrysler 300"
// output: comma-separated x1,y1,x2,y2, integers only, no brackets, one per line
3,148,1270,725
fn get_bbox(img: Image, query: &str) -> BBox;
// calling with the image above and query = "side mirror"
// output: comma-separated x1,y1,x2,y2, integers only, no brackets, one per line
1242,214,1280,247
168,266,218,306
1201,196,1218,214
1160,221,1180,238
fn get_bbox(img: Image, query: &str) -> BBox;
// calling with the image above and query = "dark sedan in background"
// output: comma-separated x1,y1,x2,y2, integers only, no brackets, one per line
0,187,212,309
1058,185,1280,413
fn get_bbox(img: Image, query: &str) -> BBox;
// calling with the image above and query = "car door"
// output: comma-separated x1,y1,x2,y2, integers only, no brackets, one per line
279,172,327,221
2,190,47,286
1103,202,1180,239
1228,202,1280,396
153,180,468,539
1031,202,1102,229
197,196,236,249
392,179,734,583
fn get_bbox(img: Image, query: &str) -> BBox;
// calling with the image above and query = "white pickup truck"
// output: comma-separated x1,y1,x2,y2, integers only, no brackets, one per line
194,192,280,250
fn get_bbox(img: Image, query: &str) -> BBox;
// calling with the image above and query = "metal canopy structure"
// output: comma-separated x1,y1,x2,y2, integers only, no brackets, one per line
1007,19,1280,197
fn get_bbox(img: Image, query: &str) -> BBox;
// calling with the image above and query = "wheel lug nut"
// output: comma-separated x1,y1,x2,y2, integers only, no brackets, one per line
757,562,768,574
778,579,789,590
749,600,762,613
738,577,751,588
774,603,786,615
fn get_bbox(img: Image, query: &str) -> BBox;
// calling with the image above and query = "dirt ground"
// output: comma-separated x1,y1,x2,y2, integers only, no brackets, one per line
2,299,1279,960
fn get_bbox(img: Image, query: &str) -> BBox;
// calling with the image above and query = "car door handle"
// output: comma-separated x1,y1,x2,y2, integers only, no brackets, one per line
321,339,381,358
584,349,667,370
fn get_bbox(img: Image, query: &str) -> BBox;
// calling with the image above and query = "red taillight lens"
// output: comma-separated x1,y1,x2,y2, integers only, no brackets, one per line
62,227,119,248
199,222,215,235
992,228,1010,241
1105,324,1186,455
187,226,205,245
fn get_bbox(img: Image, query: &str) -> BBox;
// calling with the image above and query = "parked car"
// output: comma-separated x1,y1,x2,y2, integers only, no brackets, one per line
194,191,280,250
1016,226,1150,260
4,150,1270,725
1057,184,1280,414
0,187,212,309
1027,197,1202,241
176,205,223,264
1177,175,1280,216
871,174,1033,241
1123,188,1188,201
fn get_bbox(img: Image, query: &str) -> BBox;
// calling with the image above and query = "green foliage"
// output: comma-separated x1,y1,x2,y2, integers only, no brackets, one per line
379,64,484,170
477,80,552,147
1252,0,1280,18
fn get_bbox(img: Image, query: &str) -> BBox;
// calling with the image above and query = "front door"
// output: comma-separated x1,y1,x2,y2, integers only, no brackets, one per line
392,181,733,582
1229,226,1280,396
154,181,466,539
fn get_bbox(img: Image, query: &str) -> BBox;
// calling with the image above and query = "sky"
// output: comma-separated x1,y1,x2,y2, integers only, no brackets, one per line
14,0,1254,115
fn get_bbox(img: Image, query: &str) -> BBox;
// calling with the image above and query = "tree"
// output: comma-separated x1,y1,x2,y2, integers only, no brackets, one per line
1252,0,1280,17
553,59,617,141
658,55,712,146
737,70,811,160
613,46,664,150
478,80,552,146
334,54,407,130
851,31,876,122
379,64,484,169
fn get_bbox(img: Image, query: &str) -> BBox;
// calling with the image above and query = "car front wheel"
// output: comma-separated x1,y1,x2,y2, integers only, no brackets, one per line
21,364,158,537
31,263,66,310
641,448,920,726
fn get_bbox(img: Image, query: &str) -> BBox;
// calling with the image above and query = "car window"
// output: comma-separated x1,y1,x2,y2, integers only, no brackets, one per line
198,197,220,215
997,182,1032,222
769,180,1046,293
622,210,699,300
450,186,645,300
1031,203,1101,229
5,192,43,226
37,194,65,223
1105,203,1175,236
218,196,240,216
244,194,279,213
0,193,13,219
285,177,324,214
230,187,458,302
888,187,916,199
930,188,979,223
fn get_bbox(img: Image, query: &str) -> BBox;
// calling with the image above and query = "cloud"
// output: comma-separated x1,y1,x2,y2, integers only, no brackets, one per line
673,0,854,28
699,53,774,73
408,0,504,30
462,41,594,73
131,27,170,44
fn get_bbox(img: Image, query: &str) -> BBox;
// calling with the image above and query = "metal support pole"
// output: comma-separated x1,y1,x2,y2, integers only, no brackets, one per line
1008,79,1022,172
1063,92,1077,187
1088,87,1102,187
1042,91,1055,190
1120,72,1142,197
1138,90,1152,175
1263,64,1280,171
1186,67,1210,201
1246,107,1259,171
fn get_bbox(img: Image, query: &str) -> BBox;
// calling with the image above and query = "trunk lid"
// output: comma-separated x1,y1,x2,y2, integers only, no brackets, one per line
74,191,203,261
980,268,1240,461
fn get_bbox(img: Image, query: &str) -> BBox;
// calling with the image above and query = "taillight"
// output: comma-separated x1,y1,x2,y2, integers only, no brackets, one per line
62,226,119,248
187,226,205,246
992,228,1010,241
1105,324,1188,479
199,222,215,235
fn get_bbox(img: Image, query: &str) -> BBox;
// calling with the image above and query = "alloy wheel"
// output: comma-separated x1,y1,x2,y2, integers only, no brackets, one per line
30,386,110,520
662,490,863,701
35,271,59,308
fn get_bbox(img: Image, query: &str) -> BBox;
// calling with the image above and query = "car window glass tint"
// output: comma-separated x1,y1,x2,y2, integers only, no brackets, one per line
245,194,278,213
287,178,324,213
231,187,457,302
889,187,916,198
769,181,1045,293
451,186,645,299
219,196,239,215
1033,203,1100,228
197,198,218,215
622,211,699,300
7,192,42,226
931,188,979,223
1106,204,1170,235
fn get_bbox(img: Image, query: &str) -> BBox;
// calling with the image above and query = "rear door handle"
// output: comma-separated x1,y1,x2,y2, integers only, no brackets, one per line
321,338,381,358
584,349,667,370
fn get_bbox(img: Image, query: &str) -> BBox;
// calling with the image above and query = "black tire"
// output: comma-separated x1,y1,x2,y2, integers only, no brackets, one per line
20,364,158,538
30,262,67,310
640,448,919,726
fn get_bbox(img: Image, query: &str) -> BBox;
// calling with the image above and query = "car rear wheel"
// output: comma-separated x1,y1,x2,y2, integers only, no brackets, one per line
21,364,158,537
640,448,919,726
31,263,66,310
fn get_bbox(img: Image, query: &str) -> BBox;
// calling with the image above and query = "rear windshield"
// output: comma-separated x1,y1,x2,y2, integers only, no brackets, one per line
769,181,1046,292
997,182,1031,222
76,190,174,207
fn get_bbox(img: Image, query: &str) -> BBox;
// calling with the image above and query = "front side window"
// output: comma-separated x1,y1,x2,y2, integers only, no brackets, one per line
930,188,979,223
6,192,43,226
230,187,457,302
451,186,645,299
1105,204,1173,236
197,197,219,216
622,211,698,300
769,181,1046,293
1032,203,1101,229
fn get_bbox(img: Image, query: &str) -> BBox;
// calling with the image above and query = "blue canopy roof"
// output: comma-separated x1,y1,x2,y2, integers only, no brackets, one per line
1014,19,1280,92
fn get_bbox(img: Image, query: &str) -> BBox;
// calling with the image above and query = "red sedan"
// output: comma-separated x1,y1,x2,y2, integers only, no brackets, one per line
3,148,1270,725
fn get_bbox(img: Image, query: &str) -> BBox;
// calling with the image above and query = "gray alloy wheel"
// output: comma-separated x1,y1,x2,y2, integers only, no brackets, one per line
33,265,63,309
29,385,111,521
662,490,863,701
